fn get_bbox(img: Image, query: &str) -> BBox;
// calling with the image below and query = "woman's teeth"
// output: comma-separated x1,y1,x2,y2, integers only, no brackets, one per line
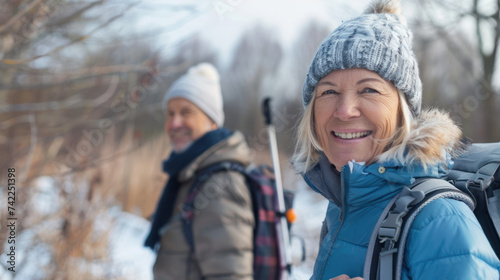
333,131,370,139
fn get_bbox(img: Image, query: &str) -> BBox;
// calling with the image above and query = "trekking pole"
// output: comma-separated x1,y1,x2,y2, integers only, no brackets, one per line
262,97,292,279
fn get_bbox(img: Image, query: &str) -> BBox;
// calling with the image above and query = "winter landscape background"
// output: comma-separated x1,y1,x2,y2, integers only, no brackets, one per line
1,0,499,279
0,172,328,280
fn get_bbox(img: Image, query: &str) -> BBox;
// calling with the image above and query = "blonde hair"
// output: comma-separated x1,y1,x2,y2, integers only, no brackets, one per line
291,96,322,174
291,89,414,174
376,90,413,164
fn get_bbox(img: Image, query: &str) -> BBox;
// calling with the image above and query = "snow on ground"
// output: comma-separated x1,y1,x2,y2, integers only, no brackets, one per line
107,209,156,279
1,175,328,280
0,176,58,280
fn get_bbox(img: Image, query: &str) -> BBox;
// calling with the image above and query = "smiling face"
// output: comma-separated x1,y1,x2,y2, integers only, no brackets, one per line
165,98,217,153
313,68,400,171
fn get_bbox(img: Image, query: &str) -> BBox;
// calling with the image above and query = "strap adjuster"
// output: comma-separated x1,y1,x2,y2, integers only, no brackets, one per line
378,186,425,245
465,162,499,191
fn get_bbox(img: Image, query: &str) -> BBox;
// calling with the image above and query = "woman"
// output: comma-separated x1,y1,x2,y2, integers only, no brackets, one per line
292,0,500,279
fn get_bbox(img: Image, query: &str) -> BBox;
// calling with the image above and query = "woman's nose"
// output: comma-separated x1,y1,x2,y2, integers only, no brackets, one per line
333,95,361,120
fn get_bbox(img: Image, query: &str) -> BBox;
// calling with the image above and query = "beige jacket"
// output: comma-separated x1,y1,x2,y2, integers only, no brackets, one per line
153,131,255,280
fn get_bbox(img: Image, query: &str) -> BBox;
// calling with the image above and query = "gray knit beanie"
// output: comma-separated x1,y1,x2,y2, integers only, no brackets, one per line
163,63,224,126
303,0,422,116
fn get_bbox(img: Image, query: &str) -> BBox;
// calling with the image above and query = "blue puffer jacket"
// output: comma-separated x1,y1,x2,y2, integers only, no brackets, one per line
302,110,500,280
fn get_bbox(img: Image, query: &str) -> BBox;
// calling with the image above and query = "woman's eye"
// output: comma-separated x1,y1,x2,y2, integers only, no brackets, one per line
321,89,338,95
361,88,379,94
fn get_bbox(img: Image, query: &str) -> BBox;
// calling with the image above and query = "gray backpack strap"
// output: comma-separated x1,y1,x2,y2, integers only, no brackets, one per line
363,194,400,279
450,162,500,192
393,179,474,280
364,178,475,280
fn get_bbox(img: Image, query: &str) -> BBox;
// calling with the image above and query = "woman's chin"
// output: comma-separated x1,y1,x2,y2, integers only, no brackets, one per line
329,153,370,169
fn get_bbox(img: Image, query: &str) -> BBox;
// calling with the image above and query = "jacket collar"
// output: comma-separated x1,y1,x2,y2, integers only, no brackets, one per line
304,153,448,206
304,152,342,205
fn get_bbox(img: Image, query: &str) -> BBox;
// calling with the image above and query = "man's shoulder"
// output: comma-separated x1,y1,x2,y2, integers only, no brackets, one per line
193,167,254,216
201,167,249,190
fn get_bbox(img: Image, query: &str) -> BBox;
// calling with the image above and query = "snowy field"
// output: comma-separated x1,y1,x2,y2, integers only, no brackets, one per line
1,176,327,280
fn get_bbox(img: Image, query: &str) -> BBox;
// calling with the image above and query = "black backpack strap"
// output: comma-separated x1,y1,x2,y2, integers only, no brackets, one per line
181,162,247,252
364,178,475,280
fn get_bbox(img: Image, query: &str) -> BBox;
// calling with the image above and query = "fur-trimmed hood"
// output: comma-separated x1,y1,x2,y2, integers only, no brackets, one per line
378,108,462,167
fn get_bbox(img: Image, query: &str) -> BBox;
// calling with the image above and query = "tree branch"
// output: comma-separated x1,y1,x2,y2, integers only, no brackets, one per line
473,0,486,59
0,75,120,113
0,63,148,90
45,0,106,29
1,1,140,65
491,0,500,64
0,0,46,34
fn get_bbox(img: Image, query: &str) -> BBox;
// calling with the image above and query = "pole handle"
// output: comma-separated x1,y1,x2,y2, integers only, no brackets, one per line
262,97,272,125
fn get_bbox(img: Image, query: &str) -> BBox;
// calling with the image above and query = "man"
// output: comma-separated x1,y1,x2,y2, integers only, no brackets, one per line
144,63,254,280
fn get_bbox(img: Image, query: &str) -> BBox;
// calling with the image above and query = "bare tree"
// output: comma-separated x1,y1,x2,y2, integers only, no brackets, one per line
414,0,500,141
0,1,204,278
223,24,283,137
290,20,332,97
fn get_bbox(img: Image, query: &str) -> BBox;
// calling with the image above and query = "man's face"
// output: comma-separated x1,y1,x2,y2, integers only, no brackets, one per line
165,98,217,153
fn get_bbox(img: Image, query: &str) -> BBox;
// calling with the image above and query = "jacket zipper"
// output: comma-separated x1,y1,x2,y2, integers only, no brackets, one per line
338,166,347,222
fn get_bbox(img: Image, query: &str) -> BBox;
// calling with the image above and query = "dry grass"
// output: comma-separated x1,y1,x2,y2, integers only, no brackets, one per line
0,127,169,279
1,127,313,279
51,127,171,219
96,133,169,218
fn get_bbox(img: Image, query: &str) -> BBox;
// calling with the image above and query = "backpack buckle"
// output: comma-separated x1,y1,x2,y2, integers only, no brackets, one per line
470,174,495,191
378,187,425,246
467,162,500,191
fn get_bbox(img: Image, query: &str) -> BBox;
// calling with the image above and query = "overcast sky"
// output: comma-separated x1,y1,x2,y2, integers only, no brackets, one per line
113,0,500,87
123,0,368,63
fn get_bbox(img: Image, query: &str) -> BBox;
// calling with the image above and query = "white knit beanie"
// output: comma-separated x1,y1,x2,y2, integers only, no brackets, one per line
162,63,224,127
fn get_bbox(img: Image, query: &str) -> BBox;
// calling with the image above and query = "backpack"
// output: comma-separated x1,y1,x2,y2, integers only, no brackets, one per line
180,161,295,280
365,142,500,280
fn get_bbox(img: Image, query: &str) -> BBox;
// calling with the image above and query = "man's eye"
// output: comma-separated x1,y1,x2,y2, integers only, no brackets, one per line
361,88,379,94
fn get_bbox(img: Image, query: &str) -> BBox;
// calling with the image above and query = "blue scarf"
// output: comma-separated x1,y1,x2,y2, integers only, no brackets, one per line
144,128,233,249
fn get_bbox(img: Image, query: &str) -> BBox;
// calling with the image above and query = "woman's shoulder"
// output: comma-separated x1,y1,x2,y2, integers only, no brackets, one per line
410,197,478,231
407,196,496,262
405,198,500,279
